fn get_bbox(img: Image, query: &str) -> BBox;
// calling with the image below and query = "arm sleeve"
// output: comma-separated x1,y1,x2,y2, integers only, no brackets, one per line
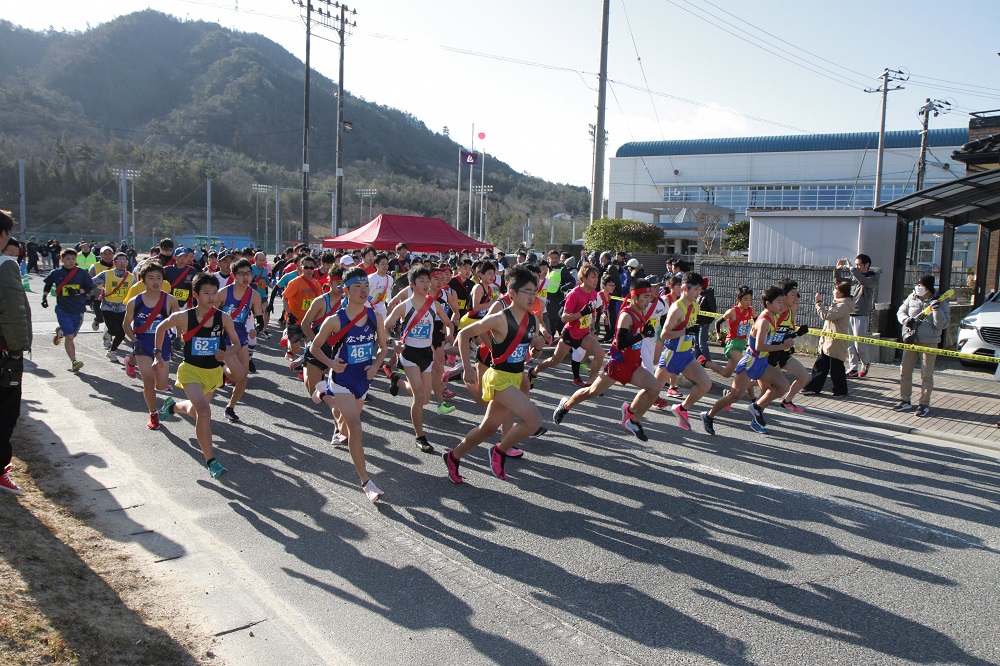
616,326,643,350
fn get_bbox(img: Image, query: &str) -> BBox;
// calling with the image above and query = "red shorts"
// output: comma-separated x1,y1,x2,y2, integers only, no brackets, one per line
603,356,642,386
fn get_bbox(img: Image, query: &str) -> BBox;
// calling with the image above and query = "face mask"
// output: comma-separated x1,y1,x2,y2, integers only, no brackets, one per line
914,285,928,297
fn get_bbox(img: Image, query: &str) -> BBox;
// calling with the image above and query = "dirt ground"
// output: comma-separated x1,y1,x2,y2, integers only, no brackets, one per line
0,429,220,665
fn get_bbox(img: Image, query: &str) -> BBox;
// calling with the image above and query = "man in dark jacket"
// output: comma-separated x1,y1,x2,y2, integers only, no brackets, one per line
0,210,32,494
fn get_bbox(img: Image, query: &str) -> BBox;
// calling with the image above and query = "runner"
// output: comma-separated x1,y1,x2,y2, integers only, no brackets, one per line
360,245,377,276
88,245,115,333
638,280,671,409
41,248,95,372
429,265,460,415
155,273,241,479
280,256,323,361
529,264,604,387
702,285,755,381
651,272,713,432
123,263,179,429
462,260,500,324
443,266,543,483
449,259,474,318
215,259,260,422
309,266,388,502
163,247,197,308
552,280,661,441
701,285,795,435
91,252,136,363
762,280,811,413
298,266,344,397
383,265,453,453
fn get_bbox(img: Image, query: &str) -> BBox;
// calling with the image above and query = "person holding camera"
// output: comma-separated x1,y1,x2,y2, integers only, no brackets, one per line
0,210,32,494
837,254,879,377
803,281,855,396
895,275,949,417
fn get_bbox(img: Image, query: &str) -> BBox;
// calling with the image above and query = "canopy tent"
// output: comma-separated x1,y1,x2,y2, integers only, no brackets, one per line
322,214,492,253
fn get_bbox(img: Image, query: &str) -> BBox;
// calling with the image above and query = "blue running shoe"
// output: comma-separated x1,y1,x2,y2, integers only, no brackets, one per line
207,458,227,479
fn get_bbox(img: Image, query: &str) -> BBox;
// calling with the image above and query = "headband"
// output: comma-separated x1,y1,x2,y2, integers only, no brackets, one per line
429,269,444,277
630,287,654,298
343,276,368,288
683,282,700,290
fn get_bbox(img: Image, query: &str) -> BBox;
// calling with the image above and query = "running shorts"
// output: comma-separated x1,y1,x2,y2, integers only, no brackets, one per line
481,367,522,402
561,327,583,350
768,349,792,367
176,361,224,393
327,364,372,400
724,338,748,357
55,307,84,337
658,347,694,375
401,345,433,372
604,356,642,386
134,332,172,361
735,353,769,381
286,324,306,345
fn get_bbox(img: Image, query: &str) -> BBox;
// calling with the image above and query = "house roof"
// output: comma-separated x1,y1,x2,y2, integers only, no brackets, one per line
616,128,968,158
874,166,1000,231
952,132,1000,164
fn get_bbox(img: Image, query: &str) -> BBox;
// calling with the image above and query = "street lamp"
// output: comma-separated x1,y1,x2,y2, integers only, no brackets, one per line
252,183,271,249
115,168,139,246
357,188,377,227
472,185,493,240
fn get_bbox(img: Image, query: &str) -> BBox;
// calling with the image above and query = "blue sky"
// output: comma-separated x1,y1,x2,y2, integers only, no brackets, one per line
7,1,1000,189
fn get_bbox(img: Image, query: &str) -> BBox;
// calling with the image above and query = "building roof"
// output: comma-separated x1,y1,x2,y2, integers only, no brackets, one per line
952,132,1000,164
616,127,969,159
874,166,1000,230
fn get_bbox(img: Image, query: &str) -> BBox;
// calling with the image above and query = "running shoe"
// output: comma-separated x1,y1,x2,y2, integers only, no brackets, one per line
652,397,671,410
528,367,538,389
103,331,112,349
224,407,240,422
697,355,708,367
224,375,234,386
748,401,767,427
289,357,304,372
749,418,768,434
106,350,120,364
363,479,384,503
147,412,160,430
442,388,457,400
0,470,22,495
553,399,570,425
621,402,648,442
312,380,328,404
572,378,591,388
580,363,590,375
506,447,524,458
70,360,84,373
665,387,683,398
389,373,401,397
532,426,548,438
914,405,930,417
53,327,63,346
91,318,100,331
858,363,870,378
279,334,288,348
125,357,137,379
415,436,435,453
846,369,859,378
489,444,508,480
892,401,912,412
672,404,691,430
330,430,346,445
382,363,394,379
158,396,176,420
248,359,257,374
721,389,733,412
701,411,715,435
436,401,457,415
442,365,463,383
780,400,804,413
207,459,227,479
443,450,463,484
162,383,174,393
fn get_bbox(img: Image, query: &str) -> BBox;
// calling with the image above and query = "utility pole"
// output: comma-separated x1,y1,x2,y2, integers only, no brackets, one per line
864,68,907,208
18,158,26,235
911,98,952,263
206,178,212,241
297,0,312,244
333,4,356,238
590,0,610,224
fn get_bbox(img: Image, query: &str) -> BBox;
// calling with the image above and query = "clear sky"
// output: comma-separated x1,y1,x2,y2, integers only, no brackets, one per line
6,1,1000,190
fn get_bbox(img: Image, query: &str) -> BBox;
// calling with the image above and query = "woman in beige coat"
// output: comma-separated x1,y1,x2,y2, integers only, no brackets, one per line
803,281,855,396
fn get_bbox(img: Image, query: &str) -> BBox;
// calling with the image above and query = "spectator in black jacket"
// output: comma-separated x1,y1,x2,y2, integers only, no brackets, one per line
695,277,717,362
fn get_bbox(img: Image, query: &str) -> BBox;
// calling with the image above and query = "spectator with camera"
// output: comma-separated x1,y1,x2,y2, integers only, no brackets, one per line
895,275,949,418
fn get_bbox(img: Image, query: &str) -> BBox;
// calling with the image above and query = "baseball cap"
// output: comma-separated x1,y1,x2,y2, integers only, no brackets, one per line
100,245,114,254
626,258,639,268
340,255,355,266
173,247,190,256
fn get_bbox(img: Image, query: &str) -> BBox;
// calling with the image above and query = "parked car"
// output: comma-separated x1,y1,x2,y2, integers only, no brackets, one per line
957,290,1000,365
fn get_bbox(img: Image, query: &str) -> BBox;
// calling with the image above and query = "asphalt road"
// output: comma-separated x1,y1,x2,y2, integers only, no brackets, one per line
19,282,1000,665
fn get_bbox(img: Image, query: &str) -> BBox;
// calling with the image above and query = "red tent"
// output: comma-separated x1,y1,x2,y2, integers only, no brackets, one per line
321,214,492,253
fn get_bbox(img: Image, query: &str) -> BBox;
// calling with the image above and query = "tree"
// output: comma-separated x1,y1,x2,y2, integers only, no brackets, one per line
694,210,723,255
584,217,663,254
722,218,750,253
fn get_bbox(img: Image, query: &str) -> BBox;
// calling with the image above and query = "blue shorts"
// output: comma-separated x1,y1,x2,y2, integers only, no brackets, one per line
327,363,372,400
55,307,84,337
224,326,250,348
735,352,769,381
657,347,694,375
134,332,172,361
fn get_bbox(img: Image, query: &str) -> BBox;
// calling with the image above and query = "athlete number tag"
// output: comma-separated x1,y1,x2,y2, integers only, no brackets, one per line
347,342,373,364
737,322,751,337
506,343,529,364
192,337,220,356
579,314,592,328
411,323,431,340
173,288,190,303
301,298,313,312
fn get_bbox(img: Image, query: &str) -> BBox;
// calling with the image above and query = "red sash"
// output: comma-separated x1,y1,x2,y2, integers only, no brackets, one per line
105,271,132,299
182,308,219,342
492,312,531,365
133,292,167,335
232,286,253,320
172,265,193,299
400,296,435,343
326,306,373,348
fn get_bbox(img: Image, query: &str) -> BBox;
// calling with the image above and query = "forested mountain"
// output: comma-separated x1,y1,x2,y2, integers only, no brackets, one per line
0,11,589,248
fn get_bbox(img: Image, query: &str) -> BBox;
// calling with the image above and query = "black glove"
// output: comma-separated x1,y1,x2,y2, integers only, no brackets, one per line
579,303,594,316
904,317,919,329
642,322,656,338
685,325,700,337
286,312,298,325
265,304,274,316
560,282,573,295
931,301,941,311
41,297,49,309
795,325,809,337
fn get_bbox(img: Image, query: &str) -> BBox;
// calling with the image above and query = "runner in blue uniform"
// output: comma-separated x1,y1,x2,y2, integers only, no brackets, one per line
215,259,259,422
41,247,96,372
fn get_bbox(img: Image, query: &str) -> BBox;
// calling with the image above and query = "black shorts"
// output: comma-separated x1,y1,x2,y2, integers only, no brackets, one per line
287,324,305,344
401,345,434,372
768,349,792,368
432,321,445,349
305,342,333,371
561,327,583,350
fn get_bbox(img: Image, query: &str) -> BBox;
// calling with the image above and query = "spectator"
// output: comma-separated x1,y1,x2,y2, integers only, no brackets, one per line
0,210,32,494
25,236,39,274
804,281,855,396
838,253,879,378
695,277,717,362
48,237,62,271
544,249,574,335
894,275,949,418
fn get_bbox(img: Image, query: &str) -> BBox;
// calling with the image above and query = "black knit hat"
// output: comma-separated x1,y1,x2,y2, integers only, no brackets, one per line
918,274,936,293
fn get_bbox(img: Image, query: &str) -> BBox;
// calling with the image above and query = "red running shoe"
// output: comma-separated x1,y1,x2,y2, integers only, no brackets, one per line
125,357,137,379
653,397,671,410
443,450,463,484
489,444,508,480
442,388,457,400
279,334,289,349
147,412,160,430
572,378,591,388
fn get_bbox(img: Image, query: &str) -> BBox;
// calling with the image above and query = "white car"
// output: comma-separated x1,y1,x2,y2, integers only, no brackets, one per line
957,291,1000,364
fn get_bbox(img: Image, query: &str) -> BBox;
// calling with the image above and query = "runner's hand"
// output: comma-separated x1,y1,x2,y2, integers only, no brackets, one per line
463,363,477,384
365,364,377,381
580,303,594,316
795,325,809,337
41,297,49,309
642,323,656,338
685,325,700,336
782,338,795,350
329,357,347,374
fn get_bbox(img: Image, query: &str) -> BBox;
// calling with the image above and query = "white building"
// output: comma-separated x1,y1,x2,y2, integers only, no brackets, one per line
608,128,973,268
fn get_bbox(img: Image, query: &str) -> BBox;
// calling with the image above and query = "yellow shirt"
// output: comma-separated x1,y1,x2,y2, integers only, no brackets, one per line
101,271,136,305
126,280,171,304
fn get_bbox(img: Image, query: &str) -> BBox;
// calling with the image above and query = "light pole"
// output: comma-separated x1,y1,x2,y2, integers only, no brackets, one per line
115,168,139,246
357,188,377,227
473,185,492,240
252,183,271,250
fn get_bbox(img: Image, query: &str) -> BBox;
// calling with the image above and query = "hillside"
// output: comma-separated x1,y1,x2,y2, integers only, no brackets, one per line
0,11,589,249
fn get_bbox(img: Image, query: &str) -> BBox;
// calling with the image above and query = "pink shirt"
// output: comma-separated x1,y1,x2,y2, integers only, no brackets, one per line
564,286,599,340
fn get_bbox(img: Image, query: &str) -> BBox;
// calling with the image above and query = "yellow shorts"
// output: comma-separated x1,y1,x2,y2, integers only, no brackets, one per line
175,362,224,393
481,367,522,403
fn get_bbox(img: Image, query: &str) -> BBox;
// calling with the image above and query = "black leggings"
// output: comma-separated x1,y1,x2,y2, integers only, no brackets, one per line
0,383,20,469
103,310,127,351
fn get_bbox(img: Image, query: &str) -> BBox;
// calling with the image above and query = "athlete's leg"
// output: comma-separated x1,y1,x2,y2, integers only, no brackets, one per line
781,357,809,403
328,393,371,484
135,355,158,413
533,340,570,375
626,367,660,421
757,366,789,409
579,334,605,385
172,384,216,462
432,345,446,404
64,333,77,363
403,365,429,437
564,373,615,410
493,385,542,453
226,345,251,409
304,362,325,396
709,373,752,417
680,361,712,411
451,400,511,460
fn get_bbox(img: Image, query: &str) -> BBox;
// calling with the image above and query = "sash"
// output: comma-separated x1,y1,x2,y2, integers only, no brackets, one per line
400,297,435,343
55,267,79,295
182,308,219,342
492,312,531,365
133,292,167,336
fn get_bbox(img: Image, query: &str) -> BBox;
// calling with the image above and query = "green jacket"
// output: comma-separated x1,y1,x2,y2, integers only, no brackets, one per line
0,257,32,353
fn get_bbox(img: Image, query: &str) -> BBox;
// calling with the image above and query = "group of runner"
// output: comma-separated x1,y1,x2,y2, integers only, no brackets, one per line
48,239,819,503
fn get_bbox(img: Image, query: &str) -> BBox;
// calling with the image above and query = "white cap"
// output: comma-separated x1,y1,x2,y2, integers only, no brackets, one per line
100,245,115,254
340,255,355,266
626,258,640,268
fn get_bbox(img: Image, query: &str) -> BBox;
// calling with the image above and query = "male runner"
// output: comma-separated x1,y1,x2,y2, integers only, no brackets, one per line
92,252,136,363
763,280,811,413
156,273,241,479
530,264,604,387
215,259,260,422
280,256,323,360
41,248,95,372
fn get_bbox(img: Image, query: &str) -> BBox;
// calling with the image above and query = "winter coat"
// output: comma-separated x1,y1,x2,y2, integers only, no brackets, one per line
896,291,950,344
816,296,854,361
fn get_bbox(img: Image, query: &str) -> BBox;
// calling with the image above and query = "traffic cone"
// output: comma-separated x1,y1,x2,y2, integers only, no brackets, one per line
20,261,31,292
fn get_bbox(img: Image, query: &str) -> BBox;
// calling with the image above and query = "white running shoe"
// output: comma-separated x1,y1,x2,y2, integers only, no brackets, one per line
312,380,329,404
363,479,384,503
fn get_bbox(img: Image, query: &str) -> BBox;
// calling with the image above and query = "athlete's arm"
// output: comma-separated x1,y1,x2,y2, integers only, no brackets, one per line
123,298,137,342
659,303,687,341
214,286,229,309
433,301,453,342
308,316,345,372
299,296,327,342
368,313,389,380
218,312,239,363
153,310,186,358
456,311,507,383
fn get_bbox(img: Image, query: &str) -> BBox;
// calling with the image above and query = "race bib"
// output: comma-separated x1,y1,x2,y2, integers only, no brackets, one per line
410,323,432,340
61,284,82,297
506,343,529,364
255,279,268,290
457,299,468,310
173,288,190,303
579,314,592,328
301,298,314,311
737,322,751,337
191,337,220,356
347,342,373,364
